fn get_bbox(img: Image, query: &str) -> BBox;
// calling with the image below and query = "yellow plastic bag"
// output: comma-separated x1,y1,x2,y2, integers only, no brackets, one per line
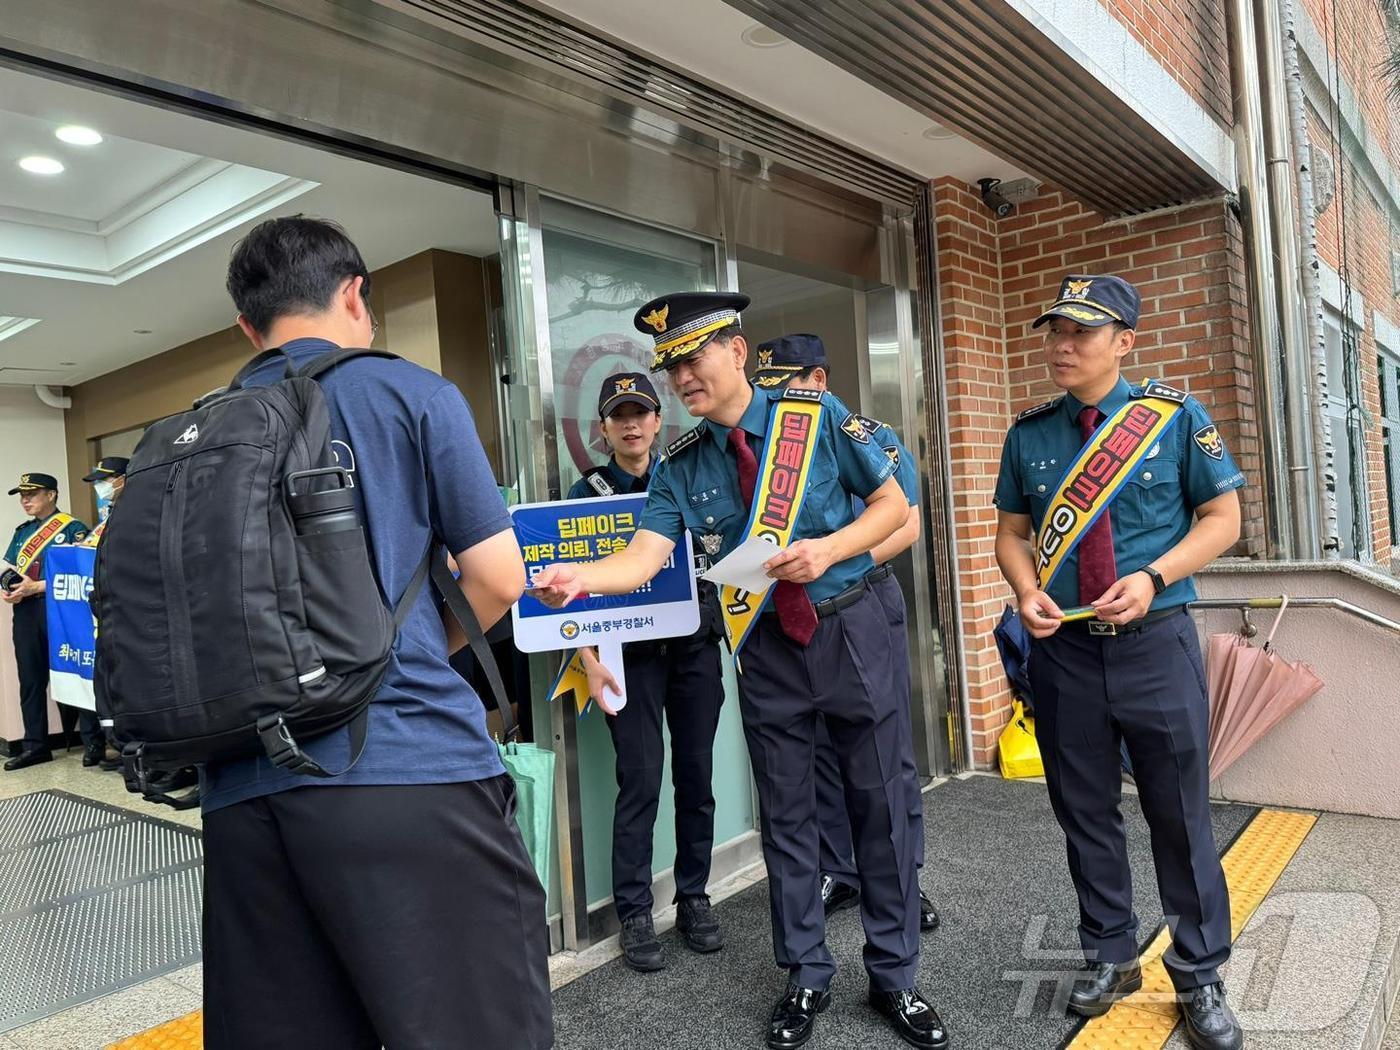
999,699,1044,779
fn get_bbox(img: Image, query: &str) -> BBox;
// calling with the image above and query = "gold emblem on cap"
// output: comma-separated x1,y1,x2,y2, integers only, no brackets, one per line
1060,305,1102,321
1065,279,1093,299
642,304,670,333
757,348,774,367
21,474,32,485
616,377,636,393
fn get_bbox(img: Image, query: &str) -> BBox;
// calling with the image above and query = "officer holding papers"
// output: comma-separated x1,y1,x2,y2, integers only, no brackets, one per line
992,274,1246,1050
532,293,946,1050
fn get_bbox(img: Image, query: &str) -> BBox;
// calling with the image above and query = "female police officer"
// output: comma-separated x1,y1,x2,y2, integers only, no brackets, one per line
569,372,727,973
993,274,1245,1050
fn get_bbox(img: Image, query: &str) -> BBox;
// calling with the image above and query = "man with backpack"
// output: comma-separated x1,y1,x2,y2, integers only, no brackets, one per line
173,217,549,1048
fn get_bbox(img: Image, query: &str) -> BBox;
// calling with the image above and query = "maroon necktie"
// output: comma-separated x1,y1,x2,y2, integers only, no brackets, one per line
728,427,819,646
1077,407,1118,604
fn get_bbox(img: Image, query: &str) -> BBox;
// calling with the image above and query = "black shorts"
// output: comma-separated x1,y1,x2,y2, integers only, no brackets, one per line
202,776,554,1049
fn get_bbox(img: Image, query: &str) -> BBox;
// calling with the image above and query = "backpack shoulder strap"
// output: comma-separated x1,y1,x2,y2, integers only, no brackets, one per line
297,348,400,381
228,347,294,390
428,547,518,742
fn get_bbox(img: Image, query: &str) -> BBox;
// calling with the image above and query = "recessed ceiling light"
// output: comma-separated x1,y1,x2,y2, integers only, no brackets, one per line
741,23,788,47
923,124,957,141
55,125,103,146
19,156,64,175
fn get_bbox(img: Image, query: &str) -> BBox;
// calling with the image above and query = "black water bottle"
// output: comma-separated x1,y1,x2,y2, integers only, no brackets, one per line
286,468,358,536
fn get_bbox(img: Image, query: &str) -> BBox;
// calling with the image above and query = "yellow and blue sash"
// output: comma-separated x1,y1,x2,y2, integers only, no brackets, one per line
1035,395,1185,591
16,512,75,580
720,389,825,656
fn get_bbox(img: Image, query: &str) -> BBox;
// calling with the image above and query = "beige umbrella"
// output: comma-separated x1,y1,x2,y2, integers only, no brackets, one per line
1206,596,1324,780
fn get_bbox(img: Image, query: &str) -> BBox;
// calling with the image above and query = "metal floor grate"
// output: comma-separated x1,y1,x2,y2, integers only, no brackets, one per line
0,790,202,1033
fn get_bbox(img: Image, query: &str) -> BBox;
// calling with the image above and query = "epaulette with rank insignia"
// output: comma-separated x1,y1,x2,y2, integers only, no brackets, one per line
1014,397,1061,424
781,386,823,403
666,424,703,458
854,413,885,433
1137,381,1187,404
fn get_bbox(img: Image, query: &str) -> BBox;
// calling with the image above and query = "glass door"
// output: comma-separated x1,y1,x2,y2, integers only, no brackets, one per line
496,184,760,948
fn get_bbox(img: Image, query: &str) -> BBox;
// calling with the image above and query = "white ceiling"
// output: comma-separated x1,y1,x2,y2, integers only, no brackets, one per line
0,66,500,387
541,0,1029,183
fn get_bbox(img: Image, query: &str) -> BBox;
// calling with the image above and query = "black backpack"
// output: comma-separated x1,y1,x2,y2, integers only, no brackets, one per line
93,347,514,806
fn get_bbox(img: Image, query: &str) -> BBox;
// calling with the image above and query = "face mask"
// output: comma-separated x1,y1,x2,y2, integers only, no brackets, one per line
94,480,115,502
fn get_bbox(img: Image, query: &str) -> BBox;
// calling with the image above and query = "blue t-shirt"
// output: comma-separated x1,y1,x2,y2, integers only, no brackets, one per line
992,376,1246,612
200,338,512,813
638,387,895,603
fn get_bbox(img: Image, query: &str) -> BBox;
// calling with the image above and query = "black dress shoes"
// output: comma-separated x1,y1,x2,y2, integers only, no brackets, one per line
767,984,830,1049
820,873,861,914
919,891,940,931
1067,959,1143,1017
82,740,105,767
3,748,53,772
676,896,724,953
869,987,949,1049
1180,982,1243,1050
618,914,664,972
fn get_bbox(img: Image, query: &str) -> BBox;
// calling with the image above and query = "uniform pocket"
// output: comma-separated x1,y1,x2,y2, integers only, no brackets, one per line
1114,461,1185,532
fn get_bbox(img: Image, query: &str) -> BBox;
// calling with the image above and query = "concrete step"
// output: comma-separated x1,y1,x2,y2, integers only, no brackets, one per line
1162,810,1400,1050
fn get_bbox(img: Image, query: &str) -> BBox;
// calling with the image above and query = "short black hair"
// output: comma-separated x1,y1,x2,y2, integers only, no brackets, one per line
713,325,745,346
226,216,371,335
792,363,830,382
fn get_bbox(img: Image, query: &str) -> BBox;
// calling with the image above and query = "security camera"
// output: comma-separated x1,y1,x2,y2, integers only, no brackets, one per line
977,178,1015,219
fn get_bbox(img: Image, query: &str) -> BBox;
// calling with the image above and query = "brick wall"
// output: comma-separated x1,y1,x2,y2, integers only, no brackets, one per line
1096,0,1233,129
935,179,1261,768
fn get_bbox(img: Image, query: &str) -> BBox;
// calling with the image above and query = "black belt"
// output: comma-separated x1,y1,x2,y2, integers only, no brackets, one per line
866,563,893,584
1068,604,1185,637
812,577,873,619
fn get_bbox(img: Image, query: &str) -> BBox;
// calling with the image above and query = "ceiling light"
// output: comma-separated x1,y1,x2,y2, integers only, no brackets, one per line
19,156,65,175
56,125,103,146
923,124,957,141
741,23,788,47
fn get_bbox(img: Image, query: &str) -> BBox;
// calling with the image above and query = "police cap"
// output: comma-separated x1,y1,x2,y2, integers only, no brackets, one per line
598,372,660,417
752,333,828,390
634,291,750,372
8,472,58,495
1033,274,1141,329
82,456,130,483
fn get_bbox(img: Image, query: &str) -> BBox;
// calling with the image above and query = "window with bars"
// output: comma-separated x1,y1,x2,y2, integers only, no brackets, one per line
1378,344,1400,547
1323,307,1370,557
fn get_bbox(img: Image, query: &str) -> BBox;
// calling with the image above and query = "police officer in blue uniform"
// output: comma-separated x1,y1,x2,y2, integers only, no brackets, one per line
567,371,727,972
3,473,95,770
534,294,946,1050
751,334,939,935
993,275,1246,1050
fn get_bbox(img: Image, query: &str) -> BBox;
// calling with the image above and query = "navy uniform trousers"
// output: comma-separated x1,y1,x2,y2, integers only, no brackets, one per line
1028,606,1231,991
816,571,924,889
740,583,920,992
605,627,725,920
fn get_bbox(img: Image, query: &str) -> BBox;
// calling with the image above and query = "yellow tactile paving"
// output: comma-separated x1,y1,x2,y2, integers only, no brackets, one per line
1069,807,1317,1049
107,1009,203,1049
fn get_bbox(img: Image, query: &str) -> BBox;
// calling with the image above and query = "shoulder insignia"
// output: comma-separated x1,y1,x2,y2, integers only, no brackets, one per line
839,413,871,444
1192,424,1226,461
1138,381,1187,404
71,530,88,543
882,444,901,469
1015,398,1061,424
665,425,703,458
781,386,823,403
854,413,886,433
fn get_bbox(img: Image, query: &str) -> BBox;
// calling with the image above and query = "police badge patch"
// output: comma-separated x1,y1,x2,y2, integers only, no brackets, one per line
883,445,900,469
700,533,723,556
840,413,871,443
1193,424,1225,460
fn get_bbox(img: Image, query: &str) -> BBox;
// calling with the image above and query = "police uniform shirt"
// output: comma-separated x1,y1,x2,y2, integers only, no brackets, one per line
639,387,896,603
565,455,657,500
6,514,90,577
993,376,1245,612
819,393,918,509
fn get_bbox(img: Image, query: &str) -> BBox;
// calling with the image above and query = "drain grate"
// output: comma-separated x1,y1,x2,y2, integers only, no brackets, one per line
0,791,202,1033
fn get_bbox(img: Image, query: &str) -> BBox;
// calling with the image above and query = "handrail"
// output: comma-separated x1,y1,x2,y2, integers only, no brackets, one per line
1192,596,1400,636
